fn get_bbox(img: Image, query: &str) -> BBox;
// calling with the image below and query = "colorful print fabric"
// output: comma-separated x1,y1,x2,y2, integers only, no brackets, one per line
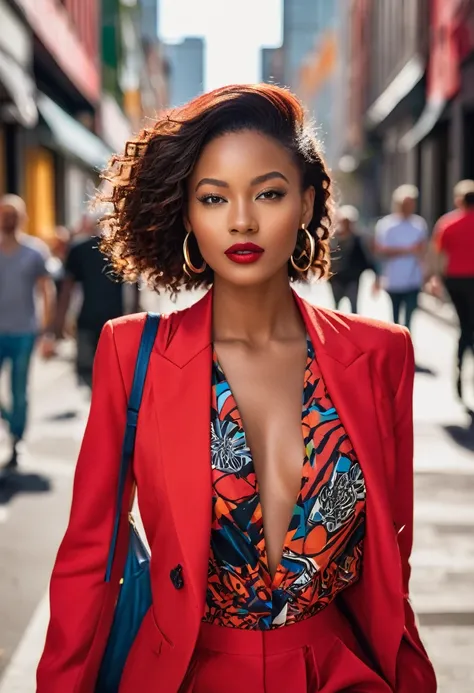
203,338,366,630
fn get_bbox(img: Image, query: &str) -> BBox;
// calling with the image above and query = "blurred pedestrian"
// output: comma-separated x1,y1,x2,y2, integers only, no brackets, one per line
0,195,55,470
329,205,376,313
47,225,71,297
72,210,97,241
429,180,474,405
53,212,140,389
38,84,435,693
374,184,428,331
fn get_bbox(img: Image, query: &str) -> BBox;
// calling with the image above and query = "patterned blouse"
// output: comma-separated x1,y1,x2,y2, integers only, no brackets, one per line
203,338,366,630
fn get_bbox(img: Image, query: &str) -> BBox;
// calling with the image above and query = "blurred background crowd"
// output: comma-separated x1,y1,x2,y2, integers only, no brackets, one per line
0,1,473,692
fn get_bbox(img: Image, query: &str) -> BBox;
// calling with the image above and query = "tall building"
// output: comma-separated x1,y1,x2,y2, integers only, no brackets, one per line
261,47,284,85
138,0,169,121
140,0,159,42
280,0,339,167
165,38,205,107
283,0,321,87
330,0,371,215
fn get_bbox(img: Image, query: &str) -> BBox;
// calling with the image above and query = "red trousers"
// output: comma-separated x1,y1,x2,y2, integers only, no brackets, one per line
181,602,392,693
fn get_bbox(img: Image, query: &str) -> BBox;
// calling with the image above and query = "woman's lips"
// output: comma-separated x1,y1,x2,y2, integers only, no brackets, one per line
224,243,265,264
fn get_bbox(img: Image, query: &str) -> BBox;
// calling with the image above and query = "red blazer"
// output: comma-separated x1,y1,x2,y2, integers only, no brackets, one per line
37,291,437,693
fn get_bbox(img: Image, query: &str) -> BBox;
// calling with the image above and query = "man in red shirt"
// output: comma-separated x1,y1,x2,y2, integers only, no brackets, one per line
431,180,474,405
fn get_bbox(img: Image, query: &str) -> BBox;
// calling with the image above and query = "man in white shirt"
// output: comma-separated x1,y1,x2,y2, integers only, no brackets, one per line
374,185,428,331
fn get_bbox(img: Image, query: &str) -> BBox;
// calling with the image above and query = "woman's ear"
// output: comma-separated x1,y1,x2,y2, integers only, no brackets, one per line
183,216,192,234
302,186,315,227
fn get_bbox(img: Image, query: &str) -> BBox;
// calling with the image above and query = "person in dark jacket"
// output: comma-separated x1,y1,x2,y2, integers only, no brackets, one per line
53,213,141,389
329,206,375,314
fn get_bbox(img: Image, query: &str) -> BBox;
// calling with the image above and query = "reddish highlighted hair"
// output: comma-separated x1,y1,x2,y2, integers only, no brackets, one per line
99,83,332,292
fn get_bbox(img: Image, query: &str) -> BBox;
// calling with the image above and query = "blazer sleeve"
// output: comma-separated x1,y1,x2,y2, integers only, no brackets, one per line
37,321,128,693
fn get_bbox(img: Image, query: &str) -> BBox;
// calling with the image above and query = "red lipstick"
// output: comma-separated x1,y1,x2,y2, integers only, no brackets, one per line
224,242,264,264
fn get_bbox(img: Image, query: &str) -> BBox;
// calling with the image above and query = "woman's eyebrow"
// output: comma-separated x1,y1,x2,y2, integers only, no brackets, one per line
195,171,289,192
250,171,289,186
195,178,229,191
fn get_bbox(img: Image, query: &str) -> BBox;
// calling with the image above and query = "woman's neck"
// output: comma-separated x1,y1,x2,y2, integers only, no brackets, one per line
212,272,306,346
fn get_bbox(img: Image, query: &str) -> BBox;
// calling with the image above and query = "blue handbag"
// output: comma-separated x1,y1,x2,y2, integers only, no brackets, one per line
95,313,160,693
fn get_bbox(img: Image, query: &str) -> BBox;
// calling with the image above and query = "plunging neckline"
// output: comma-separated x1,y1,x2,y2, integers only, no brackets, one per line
212,338,311,589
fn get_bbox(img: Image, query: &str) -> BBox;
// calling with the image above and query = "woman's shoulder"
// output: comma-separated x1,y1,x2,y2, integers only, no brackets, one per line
309,304,410,364
312,303,407,336
96,311,182,394
311,305,413,395
108,307,183,333
327,306,407,337
106,308,186,359
106,311,149,345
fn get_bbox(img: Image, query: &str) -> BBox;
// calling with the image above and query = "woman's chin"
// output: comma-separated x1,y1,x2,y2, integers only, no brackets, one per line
214,266,287,289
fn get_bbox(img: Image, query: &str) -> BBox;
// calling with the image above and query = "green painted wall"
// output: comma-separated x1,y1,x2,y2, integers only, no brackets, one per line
101,0,122,102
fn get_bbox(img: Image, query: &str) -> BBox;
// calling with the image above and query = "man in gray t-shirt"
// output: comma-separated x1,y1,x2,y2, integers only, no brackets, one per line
0,195,55,470
375,185,428,332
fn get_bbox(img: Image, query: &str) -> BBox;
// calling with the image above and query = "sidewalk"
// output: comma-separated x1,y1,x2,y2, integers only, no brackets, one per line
419,291,458,327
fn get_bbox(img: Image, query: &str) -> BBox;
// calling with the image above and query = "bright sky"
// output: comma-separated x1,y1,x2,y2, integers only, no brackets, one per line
159,0,283,90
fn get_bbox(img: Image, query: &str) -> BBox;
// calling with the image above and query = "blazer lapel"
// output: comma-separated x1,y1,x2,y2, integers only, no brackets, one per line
296,293,404,684
149,291,213,615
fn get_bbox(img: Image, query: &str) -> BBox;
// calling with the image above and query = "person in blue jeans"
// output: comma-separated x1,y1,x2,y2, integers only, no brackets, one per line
0,195,55,470
374,185,428,332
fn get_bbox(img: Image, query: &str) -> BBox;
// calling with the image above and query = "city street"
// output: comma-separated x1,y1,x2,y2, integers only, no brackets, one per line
0,277,473,692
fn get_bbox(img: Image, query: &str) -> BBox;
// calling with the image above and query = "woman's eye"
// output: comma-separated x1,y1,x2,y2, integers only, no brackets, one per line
257,190,286,201
199,194,225,205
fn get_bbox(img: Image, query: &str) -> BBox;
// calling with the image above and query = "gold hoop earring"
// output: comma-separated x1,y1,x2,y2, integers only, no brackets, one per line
183,231,206,275
290,224,315,272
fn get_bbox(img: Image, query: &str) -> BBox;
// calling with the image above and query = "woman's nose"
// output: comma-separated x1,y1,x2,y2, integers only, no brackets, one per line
228,200,258,235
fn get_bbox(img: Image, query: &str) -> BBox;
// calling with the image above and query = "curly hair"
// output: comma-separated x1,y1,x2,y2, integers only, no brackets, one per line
98,83,333,292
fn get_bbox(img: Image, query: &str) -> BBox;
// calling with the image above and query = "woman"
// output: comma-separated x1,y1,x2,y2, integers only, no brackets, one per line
37,85,436,693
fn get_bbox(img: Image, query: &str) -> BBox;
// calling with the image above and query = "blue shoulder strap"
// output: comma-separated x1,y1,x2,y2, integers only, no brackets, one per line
105,313,160,582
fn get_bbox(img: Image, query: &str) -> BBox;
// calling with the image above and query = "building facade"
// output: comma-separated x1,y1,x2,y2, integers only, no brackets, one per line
338,0,474,227
0,0,37,197
413,0,474,227
364,0,430,217
7,0,111,236
328,0,370,213
103,0,168,134
262,0,340,167
0,0,170,236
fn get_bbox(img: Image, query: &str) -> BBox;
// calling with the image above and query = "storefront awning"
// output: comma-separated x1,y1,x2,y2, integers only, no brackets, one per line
0,49,37,128
366,55,425,127
398,97,446,151
37,93,112,170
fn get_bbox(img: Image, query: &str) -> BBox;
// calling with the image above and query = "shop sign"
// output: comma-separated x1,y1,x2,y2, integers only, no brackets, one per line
428,0,460,101
428,0,474,102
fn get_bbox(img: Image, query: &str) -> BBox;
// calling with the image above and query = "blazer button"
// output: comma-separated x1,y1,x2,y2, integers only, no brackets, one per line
170,564,184,590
